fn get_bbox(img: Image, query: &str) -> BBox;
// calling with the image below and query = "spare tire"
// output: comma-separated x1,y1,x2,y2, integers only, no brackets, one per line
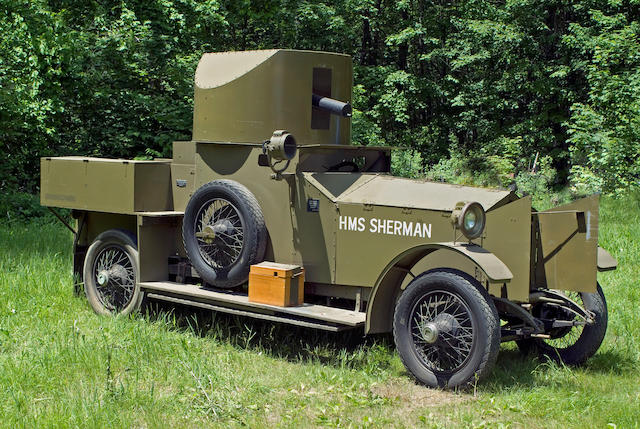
182,180,267,288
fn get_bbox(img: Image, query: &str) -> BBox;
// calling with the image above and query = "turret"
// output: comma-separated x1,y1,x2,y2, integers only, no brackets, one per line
192,49,353,145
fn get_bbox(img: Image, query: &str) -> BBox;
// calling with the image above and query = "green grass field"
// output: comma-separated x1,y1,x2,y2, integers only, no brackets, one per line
0,194,638,428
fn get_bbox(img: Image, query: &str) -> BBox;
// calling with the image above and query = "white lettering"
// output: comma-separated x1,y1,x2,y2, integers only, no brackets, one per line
414,222,423,238
348,217,358,231
339,216,347,230
403,221,413,236
342,216,432,240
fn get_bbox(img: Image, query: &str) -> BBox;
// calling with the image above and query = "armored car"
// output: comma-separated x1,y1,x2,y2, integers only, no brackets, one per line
41,50,618,388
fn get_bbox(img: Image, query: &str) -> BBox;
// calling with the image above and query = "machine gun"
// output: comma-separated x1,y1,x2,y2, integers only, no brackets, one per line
312,94,352,117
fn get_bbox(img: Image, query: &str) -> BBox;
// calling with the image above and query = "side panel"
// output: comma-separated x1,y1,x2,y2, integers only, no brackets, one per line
195,144,305,273
78,212,138,246
292,178,337,284
335,204,455,287
41,157,173,213
537,194,599,293
195,144,341,284
170,163,195,212
137,216,179,283
406,197,531,302
41,158,134,212
134,163,173,212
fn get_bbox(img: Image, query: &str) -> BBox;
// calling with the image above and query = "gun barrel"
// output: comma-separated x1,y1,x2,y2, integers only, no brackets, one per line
312,94,352,117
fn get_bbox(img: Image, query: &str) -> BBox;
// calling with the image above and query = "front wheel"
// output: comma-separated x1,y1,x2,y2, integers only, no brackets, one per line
517,284,607,365
83,229,142,315
393,269,500,389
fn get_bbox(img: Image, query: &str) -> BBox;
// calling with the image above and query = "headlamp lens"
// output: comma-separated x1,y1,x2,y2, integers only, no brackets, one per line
464,210,477,230
457,201,485,240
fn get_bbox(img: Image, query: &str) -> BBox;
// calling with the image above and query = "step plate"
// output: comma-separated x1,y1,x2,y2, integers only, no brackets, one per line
139,281,366,327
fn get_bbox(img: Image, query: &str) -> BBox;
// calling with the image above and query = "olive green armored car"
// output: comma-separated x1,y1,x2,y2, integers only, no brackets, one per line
41,49,618,389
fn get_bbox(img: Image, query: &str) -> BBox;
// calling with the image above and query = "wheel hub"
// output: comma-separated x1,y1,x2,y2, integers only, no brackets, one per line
418,313,460,344
97,265,128,287
420,322,439,344
434,313,460,334
197,220,236,244
97,270,109,286
212,219,234,235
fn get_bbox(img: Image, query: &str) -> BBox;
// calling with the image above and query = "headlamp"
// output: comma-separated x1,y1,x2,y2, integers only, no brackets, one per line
267,130,297,161
452,201,486,240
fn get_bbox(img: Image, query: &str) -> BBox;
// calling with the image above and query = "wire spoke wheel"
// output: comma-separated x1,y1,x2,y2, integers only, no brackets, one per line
84,229,141,316
183,180,267,289
410,290,475,373
393,270,499,389
517,284,608,366
194,198,245,269
540,291,585,350
92,245,136,311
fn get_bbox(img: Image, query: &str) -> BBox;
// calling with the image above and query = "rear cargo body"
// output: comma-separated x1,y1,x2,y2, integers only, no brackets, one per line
41,157,172,214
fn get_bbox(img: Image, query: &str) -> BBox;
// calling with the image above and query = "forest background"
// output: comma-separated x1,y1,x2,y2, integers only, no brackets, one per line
1,0,639,216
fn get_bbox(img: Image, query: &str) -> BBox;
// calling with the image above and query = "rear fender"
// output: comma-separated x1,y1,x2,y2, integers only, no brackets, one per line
366,242,512,334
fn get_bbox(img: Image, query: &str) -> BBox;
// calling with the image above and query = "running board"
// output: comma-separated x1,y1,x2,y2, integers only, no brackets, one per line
139,281,366,332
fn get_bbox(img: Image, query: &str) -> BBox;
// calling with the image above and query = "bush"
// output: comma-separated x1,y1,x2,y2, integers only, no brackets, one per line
391,149,424,179
0,191,52,222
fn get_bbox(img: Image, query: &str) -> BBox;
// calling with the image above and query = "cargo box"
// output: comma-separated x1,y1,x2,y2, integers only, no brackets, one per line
249,262,305,307
41,157,172,214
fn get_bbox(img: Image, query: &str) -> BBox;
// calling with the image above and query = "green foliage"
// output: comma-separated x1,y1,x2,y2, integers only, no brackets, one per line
390,149,423,179
0,0,639,195
565,12,640,194
0,191,51,222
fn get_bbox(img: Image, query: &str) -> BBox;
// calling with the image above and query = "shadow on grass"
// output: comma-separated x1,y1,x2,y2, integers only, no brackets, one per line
580,348,637,375
141,298,397,375
141,297,636,388
486,345,637,392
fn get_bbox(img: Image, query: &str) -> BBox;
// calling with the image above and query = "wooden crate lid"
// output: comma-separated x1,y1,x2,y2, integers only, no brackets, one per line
250,261,304,278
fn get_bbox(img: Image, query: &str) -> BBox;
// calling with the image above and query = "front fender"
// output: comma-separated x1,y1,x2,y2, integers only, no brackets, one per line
597,246,617,272
365,242,512,334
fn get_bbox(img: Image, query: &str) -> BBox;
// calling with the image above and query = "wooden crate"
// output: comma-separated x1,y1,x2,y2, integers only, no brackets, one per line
248,262,305,307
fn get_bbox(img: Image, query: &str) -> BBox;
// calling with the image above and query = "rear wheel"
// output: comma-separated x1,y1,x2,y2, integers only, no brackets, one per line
517,284,607,365
83,229,142,315
393,270,500,389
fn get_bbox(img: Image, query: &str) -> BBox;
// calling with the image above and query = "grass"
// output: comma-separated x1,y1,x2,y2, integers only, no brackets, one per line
0,194,639,428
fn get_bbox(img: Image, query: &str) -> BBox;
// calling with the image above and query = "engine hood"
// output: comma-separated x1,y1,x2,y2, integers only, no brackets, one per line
303,172,513,212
